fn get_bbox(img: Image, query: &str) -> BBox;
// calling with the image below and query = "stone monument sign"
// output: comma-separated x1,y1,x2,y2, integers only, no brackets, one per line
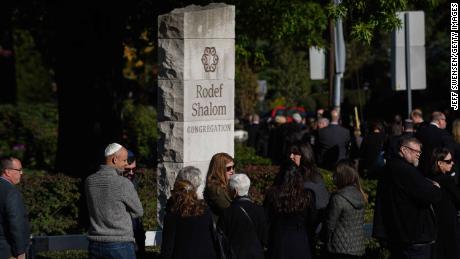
157,3,235,222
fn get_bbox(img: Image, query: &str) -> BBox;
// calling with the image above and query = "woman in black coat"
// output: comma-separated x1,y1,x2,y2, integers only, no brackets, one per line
161,180,217,259
429,148,460,259
287,141,330,247
264,166,317,259
219,173,268,259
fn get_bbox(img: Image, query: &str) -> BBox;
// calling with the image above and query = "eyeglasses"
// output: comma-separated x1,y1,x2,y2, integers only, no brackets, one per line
441,159,454,164
403,145,422,155
226,165,235,172
123,168,136,175
6,168,23,172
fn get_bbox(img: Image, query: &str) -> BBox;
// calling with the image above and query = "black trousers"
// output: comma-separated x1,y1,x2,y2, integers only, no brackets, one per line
389,243,432,259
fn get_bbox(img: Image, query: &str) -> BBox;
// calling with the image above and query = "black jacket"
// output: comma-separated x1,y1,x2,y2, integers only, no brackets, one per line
316,124,351,169
0,177,30,258
160,207,217,259
372,156,442,245
218,197,268,259
264,189,317,259
429,173,460,259
359,132,386,176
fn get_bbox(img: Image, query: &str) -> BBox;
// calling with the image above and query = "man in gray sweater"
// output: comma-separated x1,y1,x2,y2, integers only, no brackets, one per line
85,143,144,259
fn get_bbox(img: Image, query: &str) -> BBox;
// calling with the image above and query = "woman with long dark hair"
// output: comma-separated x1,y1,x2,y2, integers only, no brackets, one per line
264,166,317,259
204,153,235,218
161,180,216,259
429,148,460,259
324,160,367,259
287,141,330,209
285,141,330,248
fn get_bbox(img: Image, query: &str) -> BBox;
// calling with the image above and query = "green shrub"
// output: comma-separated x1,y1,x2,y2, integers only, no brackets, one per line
121,100,157,166
235,143,272,169
136,168,158,230
14,29,54,103
19,171,81,235
241,165,279,205
0,103,58,170
320,167,335,192
362,178,378,223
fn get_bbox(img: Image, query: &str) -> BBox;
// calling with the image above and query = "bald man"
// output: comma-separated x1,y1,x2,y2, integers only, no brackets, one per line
316,108,351,169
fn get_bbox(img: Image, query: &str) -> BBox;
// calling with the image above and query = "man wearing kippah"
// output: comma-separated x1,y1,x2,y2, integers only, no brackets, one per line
85,143,144,259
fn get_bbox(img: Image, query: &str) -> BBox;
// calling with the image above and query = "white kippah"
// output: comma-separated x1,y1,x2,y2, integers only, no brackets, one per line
104,143,123,157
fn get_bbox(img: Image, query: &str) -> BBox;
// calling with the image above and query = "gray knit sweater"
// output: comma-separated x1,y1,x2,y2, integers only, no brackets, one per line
85,165,144,242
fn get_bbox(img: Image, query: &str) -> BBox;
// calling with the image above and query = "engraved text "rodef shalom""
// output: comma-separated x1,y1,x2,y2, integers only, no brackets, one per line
192,83,227,117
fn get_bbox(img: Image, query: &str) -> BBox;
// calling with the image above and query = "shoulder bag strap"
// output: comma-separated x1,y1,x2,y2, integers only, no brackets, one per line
239,205,263,246
239,206,255,226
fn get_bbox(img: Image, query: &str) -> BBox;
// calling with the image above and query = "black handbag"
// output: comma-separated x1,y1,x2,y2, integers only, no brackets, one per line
211,219,235,259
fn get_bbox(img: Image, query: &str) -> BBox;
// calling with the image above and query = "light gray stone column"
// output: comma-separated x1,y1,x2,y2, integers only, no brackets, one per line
157,3,235,225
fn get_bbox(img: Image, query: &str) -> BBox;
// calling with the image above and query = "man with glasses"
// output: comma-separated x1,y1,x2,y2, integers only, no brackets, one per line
373,138,441,259
0,157,30,259
122,150,145,258
416,111,456,175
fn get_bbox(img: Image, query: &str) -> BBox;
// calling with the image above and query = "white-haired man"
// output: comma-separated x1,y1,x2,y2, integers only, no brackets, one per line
218,174,267,259
85,143,143,259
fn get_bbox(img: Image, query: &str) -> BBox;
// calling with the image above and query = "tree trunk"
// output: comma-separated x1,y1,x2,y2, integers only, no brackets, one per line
49,2,127,178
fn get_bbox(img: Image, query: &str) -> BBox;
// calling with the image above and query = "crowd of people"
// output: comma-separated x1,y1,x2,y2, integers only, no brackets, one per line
1,107,460,259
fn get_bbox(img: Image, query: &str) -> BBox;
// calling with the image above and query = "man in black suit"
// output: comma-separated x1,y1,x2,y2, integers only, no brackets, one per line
0,157,30,259
316,108,351,169
416,111,455,175
410,108,429,132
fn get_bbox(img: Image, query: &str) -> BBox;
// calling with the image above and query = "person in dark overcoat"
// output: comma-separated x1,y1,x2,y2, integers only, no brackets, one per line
372,137,442,259
416,111,456,175
161,180,217,259
429,148,460,259
286,141,330,245
219,174,268,259
316,108,351,170
264,166,317,259
359,120,386,178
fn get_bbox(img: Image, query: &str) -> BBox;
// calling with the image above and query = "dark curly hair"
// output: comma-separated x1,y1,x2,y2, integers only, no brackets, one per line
170,180,206,217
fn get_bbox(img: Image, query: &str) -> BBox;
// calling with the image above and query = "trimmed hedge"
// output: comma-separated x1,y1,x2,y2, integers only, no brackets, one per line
19,171,81,235
135,168,158,231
